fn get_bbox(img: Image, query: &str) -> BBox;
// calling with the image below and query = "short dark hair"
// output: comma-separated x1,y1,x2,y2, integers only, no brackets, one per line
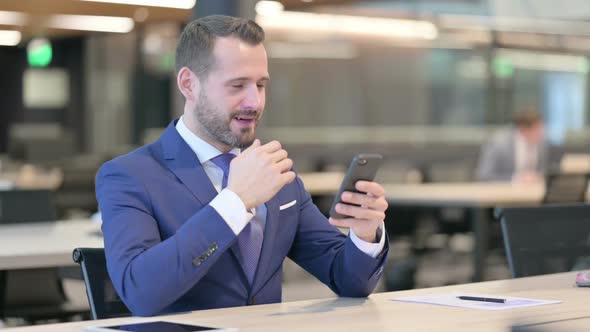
175,15,265,79
513,109,543,128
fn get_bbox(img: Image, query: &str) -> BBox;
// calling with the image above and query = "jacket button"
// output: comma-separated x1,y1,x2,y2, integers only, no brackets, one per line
192,258,202,266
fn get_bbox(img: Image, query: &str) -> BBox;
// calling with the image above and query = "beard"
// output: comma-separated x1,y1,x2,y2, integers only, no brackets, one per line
193,89,260,149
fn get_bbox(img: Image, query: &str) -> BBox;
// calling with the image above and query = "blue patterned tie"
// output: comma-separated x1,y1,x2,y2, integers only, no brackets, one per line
211,153,264,285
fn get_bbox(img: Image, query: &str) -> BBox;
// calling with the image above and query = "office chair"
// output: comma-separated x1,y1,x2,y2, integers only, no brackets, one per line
542,172,590,204
72,248,131,319
495,204,590,278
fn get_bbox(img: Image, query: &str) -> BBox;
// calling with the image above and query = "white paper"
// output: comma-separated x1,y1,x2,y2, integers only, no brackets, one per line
391,293,561,311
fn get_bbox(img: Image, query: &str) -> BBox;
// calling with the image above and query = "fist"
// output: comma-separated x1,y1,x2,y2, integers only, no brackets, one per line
227,139,296,210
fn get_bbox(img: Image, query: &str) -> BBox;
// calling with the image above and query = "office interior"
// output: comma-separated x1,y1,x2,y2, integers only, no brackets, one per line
1,0,590,329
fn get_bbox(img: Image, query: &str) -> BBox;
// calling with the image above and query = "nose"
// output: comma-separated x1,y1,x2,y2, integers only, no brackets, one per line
241,85,263,111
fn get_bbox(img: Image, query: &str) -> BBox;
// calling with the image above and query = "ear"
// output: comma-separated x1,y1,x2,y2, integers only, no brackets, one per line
176,66,200,101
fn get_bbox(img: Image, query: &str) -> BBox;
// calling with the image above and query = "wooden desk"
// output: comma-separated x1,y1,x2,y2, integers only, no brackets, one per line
561,153,590,174
384,182,553,282
298,174,552,281
385,182,547,207
7,271,589,332
298,172,344,196
0,219,103,270
301,174,550,206
0,168,63,191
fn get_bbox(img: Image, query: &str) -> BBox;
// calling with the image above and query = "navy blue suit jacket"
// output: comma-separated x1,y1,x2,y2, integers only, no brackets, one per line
96,120,389,316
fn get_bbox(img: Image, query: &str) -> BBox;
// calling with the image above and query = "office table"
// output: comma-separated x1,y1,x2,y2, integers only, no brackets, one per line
6,271,589,332
0,168,63,191
298,172,344,196
384,182,553,282
0,219,102,270
299,174,552,281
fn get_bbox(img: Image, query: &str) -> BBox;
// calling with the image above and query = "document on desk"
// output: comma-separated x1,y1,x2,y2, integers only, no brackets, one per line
391,293,561,311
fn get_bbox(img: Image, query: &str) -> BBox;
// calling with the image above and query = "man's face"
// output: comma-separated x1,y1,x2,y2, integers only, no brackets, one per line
192,37,269,149
521,122,544,145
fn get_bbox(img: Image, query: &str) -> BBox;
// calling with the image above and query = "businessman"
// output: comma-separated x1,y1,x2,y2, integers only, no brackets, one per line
476,109,547,183
96,15,389,316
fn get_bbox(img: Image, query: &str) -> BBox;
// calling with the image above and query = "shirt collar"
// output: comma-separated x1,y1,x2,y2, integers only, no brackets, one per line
175,116,240,164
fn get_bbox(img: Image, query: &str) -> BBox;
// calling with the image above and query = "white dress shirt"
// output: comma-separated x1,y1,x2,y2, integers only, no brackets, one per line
176,116,385,257
514,131,538,174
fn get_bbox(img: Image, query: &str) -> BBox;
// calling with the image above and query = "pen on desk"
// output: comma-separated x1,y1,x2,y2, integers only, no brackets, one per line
457,296,506,303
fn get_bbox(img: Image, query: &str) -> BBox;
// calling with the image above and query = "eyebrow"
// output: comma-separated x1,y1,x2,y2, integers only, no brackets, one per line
230,76,270,82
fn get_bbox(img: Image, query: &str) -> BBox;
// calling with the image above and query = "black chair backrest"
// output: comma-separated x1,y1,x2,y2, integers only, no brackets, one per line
0,189,56,224
543,173,589,204
72,248,131,319
496,204,590,278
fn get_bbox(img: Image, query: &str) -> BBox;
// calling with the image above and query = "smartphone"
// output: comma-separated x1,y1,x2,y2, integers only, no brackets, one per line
329,154,383,219
84,321,237,332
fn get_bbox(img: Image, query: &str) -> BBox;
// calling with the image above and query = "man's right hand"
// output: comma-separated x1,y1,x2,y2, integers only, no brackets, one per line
227,139,296,210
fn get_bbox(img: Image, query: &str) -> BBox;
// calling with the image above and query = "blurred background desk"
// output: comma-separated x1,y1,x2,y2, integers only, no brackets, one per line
385,182,590,282
0,219,101,323
6,271,588,332
0,167,62,191
298,172,344,196
0,219,102,270
298,173,589,282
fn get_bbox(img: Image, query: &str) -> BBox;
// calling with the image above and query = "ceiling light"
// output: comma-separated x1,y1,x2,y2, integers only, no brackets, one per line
0,30,21,46
267,41,357,59
257,11,437,40
255,1,285,16
0,10,27,26
47,14,134,33
440,14,590,36
80,0,195,9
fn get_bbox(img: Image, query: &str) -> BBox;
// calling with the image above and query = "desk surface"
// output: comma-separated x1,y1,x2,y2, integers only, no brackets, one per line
7,271,588,332
298,172,344,196
384,182,548,207
299,171,549,207
0,168,63,190
0,219,102,270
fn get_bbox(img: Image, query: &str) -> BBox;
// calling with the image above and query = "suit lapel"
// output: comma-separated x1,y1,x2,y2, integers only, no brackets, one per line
158,120,249,284
157,120,281,289
251,196,280,293
159,121,218,206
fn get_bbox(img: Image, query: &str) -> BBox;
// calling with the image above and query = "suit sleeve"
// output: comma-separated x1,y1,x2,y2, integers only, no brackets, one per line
287,177,389,297
96,160,236,316
476,138,512,182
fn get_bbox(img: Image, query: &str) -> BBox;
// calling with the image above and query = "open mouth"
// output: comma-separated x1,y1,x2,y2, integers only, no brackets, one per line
232,114,257,126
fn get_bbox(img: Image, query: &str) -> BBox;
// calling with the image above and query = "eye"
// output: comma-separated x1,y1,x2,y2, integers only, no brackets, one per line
231,84,243,89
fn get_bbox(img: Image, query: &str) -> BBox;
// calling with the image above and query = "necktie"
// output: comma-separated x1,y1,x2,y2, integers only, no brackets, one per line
210,153,264,284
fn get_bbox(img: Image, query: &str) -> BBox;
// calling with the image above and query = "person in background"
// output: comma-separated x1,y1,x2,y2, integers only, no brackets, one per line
476,109,547,183
96,15,389,317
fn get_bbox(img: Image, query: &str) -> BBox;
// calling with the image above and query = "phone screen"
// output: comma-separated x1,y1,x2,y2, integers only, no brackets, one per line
101,321,221,332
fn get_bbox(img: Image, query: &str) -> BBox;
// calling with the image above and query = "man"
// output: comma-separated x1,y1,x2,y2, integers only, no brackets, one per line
96,15,389,317
476,109,547,183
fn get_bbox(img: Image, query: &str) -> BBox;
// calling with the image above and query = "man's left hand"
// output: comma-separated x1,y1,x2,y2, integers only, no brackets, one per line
329,181,388,243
